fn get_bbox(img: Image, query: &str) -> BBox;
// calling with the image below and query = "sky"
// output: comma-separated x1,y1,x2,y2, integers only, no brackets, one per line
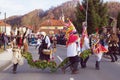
0,0,120,19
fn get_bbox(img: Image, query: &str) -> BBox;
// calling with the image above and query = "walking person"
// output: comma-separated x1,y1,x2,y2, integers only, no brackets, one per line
80,34,90,68
117,30,120,56
35,33,42,49
12,46,23,74
51,34,57,53
61,32,80,74
12,28,28,73
38,31,51,61
61,19,80,74
79,23,90,69
108,33,119,62
2,32,9,50
91,34,108,70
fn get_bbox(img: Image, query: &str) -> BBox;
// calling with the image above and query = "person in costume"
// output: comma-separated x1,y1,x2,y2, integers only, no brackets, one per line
80,36,90,68
91,33,108,70
80,25,108,70
61,19,80,74
79,23,90,68
108,32,119,62
51,35,57,49
38,31,51,61
12,28,28,73
12,46,24,74
35,32,42,49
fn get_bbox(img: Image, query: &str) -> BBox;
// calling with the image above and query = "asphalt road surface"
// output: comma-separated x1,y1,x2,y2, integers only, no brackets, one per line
0,45,120,80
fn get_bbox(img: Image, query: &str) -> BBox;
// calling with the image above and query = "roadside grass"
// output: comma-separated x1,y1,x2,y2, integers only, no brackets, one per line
0,46,4,53
0,46,10,53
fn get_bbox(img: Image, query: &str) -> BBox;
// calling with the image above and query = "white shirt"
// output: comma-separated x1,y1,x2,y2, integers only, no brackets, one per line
37,39,42,45
67,39,80,57
44,36,51,48
81,37,90,52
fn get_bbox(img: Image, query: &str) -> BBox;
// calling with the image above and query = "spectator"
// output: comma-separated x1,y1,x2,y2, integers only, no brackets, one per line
38,32,51,61
2,32,9,50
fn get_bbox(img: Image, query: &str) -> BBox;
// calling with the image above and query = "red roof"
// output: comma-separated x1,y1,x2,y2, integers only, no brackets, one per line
20,25,33,30
27,26,33,30
40,19,65,26
0,20,10,27
25,25,33,30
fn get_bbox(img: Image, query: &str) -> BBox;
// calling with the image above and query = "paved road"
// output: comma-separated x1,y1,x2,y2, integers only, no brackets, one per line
0,49,13,71
0,45,120,80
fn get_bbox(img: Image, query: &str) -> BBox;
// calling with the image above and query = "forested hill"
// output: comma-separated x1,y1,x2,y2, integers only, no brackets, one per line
6,1,77,30
5,1,120,32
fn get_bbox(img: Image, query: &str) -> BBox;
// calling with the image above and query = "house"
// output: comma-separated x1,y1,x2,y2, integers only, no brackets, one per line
14,26,33,35
39,19,65,34
0,20,11,35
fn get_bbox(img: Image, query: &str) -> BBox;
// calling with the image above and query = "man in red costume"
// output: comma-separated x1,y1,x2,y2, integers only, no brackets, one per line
61,19,80,74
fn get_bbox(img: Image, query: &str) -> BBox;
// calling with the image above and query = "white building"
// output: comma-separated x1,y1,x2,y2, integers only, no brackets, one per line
14,26,33,36
39,19,65,34
0,20,11,35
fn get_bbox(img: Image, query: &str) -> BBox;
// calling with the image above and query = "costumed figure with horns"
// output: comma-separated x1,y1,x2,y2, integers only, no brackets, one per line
91,33,108,70
79,22,90,68
12,28,28,73
108,32,119,62
61,19,80,74
80,26,108,70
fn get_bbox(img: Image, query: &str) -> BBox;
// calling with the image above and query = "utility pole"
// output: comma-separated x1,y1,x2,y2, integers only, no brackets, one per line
0,12,1,33
85,0,88,27
4,12,6,33
61,9,65,22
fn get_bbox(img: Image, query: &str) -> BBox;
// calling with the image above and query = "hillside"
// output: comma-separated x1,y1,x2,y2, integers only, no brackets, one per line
107,2,120,18
5,1,120,32
6,1,78,32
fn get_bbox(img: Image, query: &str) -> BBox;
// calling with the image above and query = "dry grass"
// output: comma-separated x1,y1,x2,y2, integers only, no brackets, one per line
0,44,12,53
0,46,9,53
0,48,4,53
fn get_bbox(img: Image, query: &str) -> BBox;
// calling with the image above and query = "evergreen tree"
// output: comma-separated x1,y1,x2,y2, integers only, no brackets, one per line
117,12,120,29
74,2,85,34
75,0,108,34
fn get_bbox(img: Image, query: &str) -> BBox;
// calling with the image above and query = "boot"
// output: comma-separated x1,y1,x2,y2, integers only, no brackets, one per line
80,58,85,68
80,56,89,68
83,56,89,68
70,64,74,71
61,62,71,74
95,61,100,70
71,62,79,74
110,55,115,62
13,63,18,74
113,54,118,61
71,70,79,74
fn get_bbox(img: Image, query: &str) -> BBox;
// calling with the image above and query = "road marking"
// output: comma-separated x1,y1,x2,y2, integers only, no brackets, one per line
70,77,74,80
57,45,66,48
3,64,12,71
115,59,120,66
57,56,63,62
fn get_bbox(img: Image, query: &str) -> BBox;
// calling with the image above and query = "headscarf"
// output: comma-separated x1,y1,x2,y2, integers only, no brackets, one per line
40,31,46,38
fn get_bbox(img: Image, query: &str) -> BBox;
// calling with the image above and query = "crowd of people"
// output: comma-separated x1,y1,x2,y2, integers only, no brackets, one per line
59,20,120,74
0,24,120,74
